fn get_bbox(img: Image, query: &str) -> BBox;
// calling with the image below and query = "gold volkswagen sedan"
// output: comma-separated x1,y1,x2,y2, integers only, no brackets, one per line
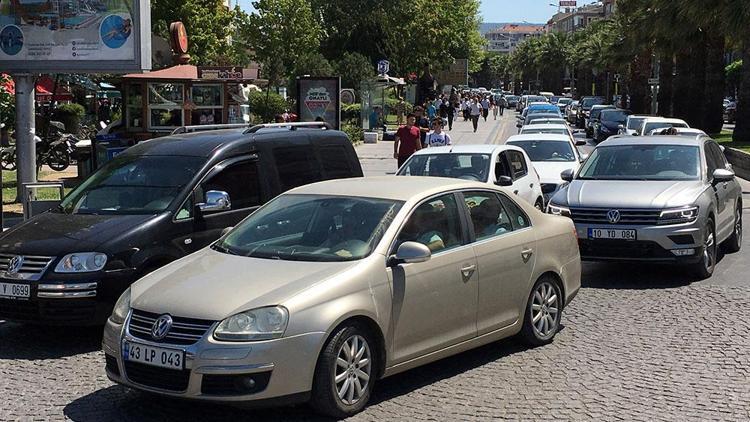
103,176,581,417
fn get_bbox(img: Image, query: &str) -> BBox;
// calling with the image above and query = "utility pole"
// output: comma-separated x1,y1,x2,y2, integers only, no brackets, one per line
13,74,37,204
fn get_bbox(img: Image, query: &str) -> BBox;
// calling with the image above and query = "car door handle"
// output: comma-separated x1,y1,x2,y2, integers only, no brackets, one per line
521,248,533,262
460,264,476,278
529,183,534,188
513,190,519,195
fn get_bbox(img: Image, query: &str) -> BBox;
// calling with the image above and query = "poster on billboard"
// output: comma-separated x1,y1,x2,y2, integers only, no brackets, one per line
297,77,341,130
0,0,150,72
434,59,468,87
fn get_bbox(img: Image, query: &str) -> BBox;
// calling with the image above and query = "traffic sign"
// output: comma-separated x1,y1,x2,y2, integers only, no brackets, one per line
377,60,390,75
613,73,621,82
648,78,660,85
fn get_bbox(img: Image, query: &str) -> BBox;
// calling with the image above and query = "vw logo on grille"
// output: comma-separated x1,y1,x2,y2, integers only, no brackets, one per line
151,314,173,340
6,255,24,274
607,209,621,224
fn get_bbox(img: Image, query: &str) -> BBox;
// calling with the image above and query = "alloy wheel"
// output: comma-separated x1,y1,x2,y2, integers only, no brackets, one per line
703,228,716,272
334,334,372,406
735,207,743,245
530,281,559,339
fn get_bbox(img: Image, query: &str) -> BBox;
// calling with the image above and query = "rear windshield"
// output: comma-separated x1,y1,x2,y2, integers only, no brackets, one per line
600,110,629,123
627,117,647,130
508,141,576,162
581,97,605,109
398,153,491,182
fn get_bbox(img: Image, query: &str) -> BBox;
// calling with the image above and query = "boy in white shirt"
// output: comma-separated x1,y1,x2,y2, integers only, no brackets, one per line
427,118,452,147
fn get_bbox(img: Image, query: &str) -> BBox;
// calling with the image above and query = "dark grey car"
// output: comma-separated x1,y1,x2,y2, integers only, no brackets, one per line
548,135,743,279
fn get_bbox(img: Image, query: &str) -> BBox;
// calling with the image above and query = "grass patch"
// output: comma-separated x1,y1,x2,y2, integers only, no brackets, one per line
2,170,72,204
711,130,750,153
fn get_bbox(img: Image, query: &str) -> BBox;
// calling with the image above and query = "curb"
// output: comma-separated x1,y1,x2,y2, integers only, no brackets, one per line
724,147,750,180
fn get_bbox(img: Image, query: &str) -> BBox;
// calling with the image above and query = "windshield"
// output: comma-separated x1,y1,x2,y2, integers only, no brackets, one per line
530,96,547,102
642,121,686,134
581,97,605,109
508,141,576,162
520,128,569,136
558,98,572,105
214,195,402,262
578,145,700,180
528,108,558,115
627,117,647,130
399,153,491,182
507,96,519,101
590,107,613,119
528,118,565,125
59,155,204,215
600,110,629,123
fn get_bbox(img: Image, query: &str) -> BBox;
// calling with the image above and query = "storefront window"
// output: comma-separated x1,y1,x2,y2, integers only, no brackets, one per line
148,83,184,129
126,83,143,130
191,85,223,125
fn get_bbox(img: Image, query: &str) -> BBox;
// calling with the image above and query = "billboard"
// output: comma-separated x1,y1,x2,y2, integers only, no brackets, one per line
559,1,577,6
435,59,468,87
297,77,341,130
0,0,150,72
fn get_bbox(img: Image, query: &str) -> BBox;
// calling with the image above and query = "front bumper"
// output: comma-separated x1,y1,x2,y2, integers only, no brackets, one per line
103,315,326,403
573,220,704,263
0,269,134,325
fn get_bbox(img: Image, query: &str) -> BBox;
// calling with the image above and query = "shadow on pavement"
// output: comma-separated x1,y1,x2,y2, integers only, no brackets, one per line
581,262,703,289
0,321,102,359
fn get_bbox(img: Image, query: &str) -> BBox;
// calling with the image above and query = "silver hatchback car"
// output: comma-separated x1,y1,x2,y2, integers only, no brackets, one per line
548,136,743,279
103,177,580,417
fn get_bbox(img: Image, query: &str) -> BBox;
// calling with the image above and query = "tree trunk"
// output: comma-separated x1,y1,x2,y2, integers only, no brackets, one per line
687,39,707,129
672,52,693,121
629,54,651,114
733,40,750,143
657,55,674,117
703,33,726,134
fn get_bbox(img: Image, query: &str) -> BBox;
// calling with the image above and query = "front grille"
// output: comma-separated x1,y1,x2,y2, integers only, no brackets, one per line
124,361,190,392
579,239,673,259
0,254,55,280
201,372,272,396
127,309,214,345
570,208,661,225
105,354,120,376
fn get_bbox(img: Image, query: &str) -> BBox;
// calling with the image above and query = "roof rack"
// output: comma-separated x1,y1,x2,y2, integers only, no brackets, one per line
171,124,251,135
243,121,332,134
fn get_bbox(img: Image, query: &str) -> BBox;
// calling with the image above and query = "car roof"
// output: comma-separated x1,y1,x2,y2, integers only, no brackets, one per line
520,124,570,130
122,128,346,158
410,144,522,155
506,134,573,143
600,135,705,147
590,104,614,110
527,113,561,118
288,176,485,201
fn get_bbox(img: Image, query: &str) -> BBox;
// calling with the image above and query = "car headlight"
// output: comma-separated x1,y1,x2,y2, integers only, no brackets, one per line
658,206,699,225
110,287,131,325
214,306,289,342
547,203,571,217
55,252,107,273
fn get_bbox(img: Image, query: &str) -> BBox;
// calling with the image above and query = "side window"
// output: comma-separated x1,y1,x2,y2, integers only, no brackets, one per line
175,194,193,220
708,142,728,169
704,142,719,176
396,194,463,253
319,145,354,179
498,194,531,230
274,146,323,190
495,153,512,179
508,151,528,179
464,191,514,240
203,160,262,210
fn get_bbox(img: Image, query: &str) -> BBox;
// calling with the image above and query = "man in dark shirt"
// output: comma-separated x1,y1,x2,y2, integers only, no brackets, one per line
394,114,422,168
413,106,430,147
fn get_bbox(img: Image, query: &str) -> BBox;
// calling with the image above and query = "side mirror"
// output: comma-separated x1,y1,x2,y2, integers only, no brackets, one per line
712,168,734,184
198,190,232,213
561,168,575,182
575,140,587,146
495,175,513,186
390,241,431,266
618,124,624,130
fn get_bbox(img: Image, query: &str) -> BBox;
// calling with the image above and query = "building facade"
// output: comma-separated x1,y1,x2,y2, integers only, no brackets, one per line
548,3,605,34
484,23,546,54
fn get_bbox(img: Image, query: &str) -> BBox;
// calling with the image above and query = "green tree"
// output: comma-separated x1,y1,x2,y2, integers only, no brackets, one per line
150,0,240,65
334,52,376,91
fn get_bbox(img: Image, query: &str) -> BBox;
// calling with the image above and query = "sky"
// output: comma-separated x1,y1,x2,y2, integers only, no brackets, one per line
237,0,563,24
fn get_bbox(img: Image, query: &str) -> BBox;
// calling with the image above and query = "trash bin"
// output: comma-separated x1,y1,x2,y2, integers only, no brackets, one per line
75,138,94,178
94,134,132,169
364,132,378,144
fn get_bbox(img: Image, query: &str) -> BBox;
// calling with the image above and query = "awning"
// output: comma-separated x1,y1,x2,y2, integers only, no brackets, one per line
376,75,406,86
35,76,73,102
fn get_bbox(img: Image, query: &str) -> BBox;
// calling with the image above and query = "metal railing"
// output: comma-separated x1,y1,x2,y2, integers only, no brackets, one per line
22,182,65,220
171,121,333,136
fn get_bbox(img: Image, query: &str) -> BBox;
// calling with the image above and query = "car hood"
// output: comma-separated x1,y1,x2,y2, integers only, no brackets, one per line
130,248,361,321
0,212,157,255
559,180,706,208
533,162,579,184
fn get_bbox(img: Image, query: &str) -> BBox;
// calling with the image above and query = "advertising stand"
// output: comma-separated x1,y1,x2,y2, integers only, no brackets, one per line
296,77,341,130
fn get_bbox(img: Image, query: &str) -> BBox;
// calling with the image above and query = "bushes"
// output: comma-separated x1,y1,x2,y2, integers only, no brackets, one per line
341,124,364,144
341,103,361,125
247,90,287,123
54,103,86,133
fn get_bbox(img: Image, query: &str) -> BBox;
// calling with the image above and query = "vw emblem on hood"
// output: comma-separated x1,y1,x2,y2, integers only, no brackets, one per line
607,209,621,224
6,255,24,274
151,314,173,340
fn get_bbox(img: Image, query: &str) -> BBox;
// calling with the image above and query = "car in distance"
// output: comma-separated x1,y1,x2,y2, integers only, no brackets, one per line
505,95,520,108
619,114,653,136
548,136,742,279
577,96,606,128
556,97,573,113
506,134,586,204
585,104,616,138
638,117,689,136
565,100,580,124
594,109,632,143
397,145,546,210
0,123,363,325
649,127,707,137
519,123,577,141
103,176,581,417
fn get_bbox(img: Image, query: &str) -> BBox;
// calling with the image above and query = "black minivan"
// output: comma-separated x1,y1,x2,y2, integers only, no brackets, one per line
0,124,363,324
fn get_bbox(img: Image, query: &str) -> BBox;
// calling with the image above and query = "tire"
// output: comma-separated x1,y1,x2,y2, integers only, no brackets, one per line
47,147,70,171
1,149,16,171
520,276,563,346
310,323,377,418
723,204,742,254
534,198,544,212
692,219,716,280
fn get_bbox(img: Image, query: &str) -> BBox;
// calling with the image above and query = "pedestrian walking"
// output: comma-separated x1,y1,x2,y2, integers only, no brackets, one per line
427,118,452,147
481,96,490,122
441,99,455,131
470,97,482,133
426,100,437,120
463,98,471,121
491,96,499,120
394,113,422,168
498,95,506,116
413,106,431,147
